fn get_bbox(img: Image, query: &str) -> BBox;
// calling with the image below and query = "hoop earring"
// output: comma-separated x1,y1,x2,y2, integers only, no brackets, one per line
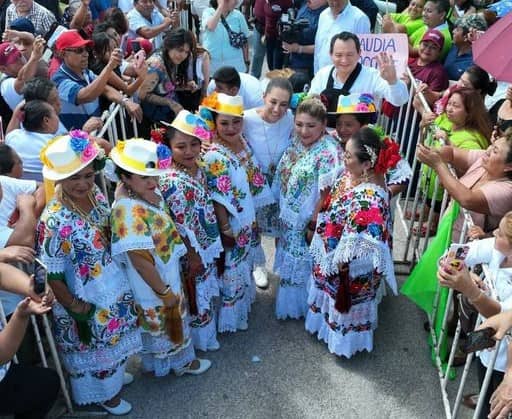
360,169,369,183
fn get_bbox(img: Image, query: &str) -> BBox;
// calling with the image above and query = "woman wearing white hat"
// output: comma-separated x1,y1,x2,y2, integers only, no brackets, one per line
110,138,211,377
38,131,142,415
200,92,274,332
157,110,223,351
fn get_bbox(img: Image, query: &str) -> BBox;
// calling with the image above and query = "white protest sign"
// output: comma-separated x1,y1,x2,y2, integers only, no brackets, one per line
357,33,409,77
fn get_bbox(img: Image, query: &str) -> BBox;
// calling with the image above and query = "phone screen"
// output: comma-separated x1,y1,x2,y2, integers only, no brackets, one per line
34,259,47,295
132,41,141,53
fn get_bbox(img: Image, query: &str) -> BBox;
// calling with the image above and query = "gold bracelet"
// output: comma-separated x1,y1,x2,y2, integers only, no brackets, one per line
468,290,483,304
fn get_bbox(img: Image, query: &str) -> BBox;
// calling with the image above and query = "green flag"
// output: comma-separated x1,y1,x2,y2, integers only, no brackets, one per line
401,201,460,362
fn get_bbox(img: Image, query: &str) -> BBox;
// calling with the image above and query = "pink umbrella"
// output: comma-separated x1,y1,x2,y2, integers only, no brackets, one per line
473,12,512,83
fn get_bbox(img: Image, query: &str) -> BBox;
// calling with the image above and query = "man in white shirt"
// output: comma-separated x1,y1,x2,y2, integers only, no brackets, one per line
207,66,264,110
127,0,178,50
309,31,409,108
314,0,370,73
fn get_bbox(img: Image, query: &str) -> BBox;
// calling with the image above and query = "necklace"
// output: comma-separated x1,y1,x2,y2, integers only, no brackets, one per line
58,188,110,247
172,161,207,189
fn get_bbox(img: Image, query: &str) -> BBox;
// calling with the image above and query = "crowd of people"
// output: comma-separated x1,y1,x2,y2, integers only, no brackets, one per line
0,0,512,417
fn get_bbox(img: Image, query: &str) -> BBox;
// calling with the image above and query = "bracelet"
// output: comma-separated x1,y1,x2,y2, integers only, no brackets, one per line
155,285,171,297
222,228,234,238
298,45,303,54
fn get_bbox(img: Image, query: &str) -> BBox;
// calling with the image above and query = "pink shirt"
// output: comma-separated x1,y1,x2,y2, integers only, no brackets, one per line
452,150,512,240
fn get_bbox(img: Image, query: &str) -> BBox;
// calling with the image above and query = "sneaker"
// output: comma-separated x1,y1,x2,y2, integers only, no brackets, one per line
100,399,132,416
253,266,269,289
123,372,134,386
175,358,212,376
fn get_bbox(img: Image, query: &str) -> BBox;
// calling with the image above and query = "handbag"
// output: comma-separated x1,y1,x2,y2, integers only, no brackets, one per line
220,16,248,49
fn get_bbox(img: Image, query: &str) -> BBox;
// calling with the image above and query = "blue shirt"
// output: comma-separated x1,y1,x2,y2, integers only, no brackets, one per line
289,2,327,73
52,64,101,131
444,46,473,81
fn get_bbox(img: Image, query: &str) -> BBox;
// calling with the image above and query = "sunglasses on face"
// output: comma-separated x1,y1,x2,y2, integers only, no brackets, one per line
65,47,88,54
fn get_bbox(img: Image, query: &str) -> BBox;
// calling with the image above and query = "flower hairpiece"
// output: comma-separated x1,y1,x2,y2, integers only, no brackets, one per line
201,92,219,110
150,127,166,144
291,92,308,110
156,144,172,169
365,124,402,174
199,108,215,130
363,145,378,166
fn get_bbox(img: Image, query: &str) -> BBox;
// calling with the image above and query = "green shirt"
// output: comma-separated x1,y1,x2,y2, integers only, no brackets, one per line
390,12,424,36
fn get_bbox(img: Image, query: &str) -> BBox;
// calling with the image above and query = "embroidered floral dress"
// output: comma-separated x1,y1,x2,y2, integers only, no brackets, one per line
111,193,195,377
159,167,223,351
273,134,343,320
306,173,397,358
203,140,274,332
37,186,142,405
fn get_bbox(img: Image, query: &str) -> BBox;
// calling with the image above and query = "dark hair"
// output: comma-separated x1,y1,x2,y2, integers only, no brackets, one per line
114,165,133,179
351,127,383,164
103,7,129,35
90,32,116,70
464,65,497,97
162,126,178,147
336,112,377,127
265,77,293,102
288,72,310,93
449,87,492,140
0,144,16,175
330,31,361,54
210,0,219,8
426,0,450,16
23,100,54,132
212,66,241,89
162,29,194,87
22,77,56,101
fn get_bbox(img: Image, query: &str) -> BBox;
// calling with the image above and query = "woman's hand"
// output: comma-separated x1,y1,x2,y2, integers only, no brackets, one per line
433,128,449,144
134,61,148,78
419,111,436,128
161,291,180,308
467,225,487,241
16,297,52,318
489,372,512,419
477,310,512,341
437,263,479,297
416,144,442,168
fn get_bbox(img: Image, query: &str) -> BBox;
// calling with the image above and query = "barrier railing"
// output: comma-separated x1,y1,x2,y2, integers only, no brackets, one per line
382,66,502,418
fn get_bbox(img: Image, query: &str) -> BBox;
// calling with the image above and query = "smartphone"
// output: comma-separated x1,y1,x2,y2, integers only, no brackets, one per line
131,40,141,54
133,49,146,69
444,243,470,271
33,258,47,295
461,327,496,354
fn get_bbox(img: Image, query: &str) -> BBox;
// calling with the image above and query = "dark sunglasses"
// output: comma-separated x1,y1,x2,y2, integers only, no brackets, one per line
65,47,89,54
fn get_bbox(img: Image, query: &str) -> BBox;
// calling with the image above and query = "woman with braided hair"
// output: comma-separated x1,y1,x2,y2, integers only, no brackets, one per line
306,126,400,358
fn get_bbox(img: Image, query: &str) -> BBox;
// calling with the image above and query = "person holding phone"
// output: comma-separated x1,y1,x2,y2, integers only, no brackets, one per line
38,132,142,415
437,211,512,416
0,262,58,419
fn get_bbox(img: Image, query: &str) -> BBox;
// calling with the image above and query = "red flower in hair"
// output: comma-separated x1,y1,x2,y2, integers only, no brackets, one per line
374,138,401,174
150,128,166,144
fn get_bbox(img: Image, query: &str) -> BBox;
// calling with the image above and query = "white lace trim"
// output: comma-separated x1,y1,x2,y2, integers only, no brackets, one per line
68,262,132,308
182,226,223,266
140,335,196,376
318,168,340,192
276,279,310,320
195,267,220,314
273,247,313,285
70,362,126,405
60,329,142,375
309,233,397,295
189,317,219,352
387,158,412,185
278,204,312,230
253,189,276,209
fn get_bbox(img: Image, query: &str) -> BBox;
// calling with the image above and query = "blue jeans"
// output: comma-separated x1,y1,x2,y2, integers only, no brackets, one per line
250,27,266,79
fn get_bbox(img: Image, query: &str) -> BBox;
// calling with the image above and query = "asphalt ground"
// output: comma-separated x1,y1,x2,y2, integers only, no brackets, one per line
104,235,479,419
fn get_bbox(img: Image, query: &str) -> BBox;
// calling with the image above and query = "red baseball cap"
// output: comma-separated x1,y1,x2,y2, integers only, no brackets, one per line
421,29,445,50
0,42,22,66
55,30,93,51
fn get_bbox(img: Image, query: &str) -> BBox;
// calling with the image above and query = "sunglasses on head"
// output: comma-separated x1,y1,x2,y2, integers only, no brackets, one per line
65,47,88,54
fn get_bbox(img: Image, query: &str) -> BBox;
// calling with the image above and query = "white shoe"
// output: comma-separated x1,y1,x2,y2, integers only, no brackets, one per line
253,266,269,289
100,399,132,416
123,372,134,386
175,358,212,376
207,341,220,351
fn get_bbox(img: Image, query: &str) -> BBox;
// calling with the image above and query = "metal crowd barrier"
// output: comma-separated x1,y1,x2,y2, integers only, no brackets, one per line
381,66,502,418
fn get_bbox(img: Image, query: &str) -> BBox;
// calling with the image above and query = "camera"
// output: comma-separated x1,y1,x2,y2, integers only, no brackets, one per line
278,9,309,45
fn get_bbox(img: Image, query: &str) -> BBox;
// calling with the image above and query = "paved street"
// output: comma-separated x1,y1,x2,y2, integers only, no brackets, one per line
112,236,478,419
